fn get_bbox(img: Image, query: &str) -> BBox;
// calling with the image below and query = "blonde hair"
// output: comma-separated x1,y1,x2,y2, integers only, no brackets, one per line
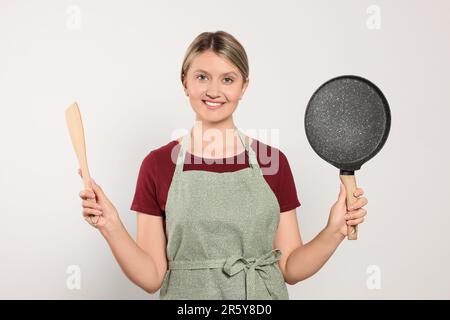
180,31,249,88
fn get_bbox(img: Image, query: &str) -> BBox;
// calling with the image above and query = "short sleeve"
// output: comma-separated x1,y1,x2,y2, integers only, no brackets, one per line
130,152,163,216
277,151,301,212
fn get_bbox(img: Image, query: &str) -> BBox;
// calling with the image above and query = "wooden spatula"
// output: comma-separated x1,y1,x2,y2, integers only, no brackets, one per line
65,102,97,207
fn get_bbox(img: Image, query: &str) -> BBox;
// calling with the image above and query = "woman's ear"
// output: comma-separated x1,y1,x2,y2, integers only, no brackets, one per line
182,73,189,96
240,78,249,99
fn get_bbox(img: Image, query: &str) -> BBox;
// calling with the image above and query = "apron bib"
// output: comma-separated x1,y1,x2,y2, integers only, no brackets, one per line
159,128,289,300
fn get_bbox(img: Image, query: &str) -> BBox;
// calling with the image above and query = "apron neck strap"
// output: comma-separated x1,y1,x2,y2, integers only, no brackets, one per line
174,131,190,173
236,129,259,170
174,127,262,174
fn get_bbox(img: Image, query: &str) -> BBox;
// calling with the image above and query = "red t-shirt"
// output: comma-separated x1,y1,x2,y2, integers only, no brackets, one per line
130,137,301,218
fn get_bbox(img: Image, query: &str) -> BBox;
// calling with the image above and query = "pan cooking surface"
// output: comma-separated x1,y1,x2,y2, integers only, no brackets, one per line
305,76,390,171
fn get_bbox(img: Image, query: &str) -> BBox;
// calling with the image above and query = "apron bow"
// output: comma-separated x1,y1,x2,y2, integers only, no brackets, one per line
223,249,283,299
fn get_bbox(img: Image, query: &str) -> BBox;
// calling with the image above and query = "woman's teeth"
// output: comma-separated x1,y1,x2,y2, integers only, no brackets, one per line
203,100,225,108
205,101,224,106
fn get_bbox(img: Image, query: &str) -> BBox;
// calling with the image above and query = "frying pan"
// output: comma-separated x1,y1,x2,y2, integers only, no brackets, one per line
304,75,391,240
65,102,99,223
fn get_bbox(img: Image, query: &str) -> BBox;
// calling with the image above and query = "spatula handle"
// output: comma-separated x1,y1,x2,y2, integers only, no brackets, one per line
339,172,358,240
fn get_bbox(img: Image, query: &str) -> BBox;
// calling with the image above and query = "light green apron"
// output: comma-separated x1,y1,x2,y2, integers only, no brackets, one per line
159,127,289,300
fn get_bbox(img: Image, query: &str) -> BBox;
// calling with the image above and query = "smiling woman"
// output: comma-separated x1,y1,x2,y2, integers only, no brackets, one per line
78,30,368,301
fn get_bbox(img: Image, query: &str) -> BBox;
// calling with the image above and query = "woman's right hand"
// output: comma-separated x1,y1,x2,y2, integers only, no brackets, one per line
78,168,120,232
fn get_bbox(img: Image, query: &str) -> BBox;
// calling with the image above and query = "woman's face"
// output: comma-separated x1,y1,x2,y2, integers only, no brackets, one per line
183,50,249,124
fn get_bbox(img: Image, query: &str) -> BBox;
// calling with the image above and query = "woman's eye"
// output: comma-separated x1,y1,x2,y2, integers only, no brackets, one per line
196,74,206,80
195,75,234,83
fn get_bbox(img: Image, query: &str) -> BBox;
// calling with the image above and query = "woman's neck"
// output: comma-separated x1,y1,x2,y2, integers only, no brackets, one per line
186,117,247,159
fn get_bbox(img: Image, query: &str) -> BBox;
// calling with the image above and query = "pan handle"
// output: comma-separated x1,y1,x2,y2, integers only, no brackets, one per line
339,171,358,240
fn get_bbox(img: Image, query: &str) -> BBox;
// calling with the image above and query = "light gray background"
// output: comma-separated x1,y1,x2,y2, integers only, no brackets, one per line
1,0,449,299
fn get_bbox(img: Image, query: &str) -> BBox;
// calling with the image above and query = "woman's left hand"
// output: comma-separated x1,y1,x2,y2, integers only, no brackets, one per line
326,182,368,238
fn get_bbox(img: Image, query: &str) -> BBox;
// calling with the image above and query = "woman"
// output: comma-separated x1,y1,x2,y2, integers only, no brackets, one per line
78,31,368,299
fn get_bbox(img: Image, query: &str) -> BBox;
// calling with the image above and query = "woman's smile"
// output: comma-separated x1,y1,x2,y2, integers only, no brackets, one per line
202,99,226,110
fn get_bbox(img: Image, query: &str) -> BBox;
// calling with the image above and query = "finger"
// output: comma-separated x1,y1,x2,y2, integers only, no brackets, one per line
82,208,103,217
348,197,368,211
82,200,103,210
90,215,101,225
345,208,367,220
353,188,364,197
347,217,364,225
79,190,96,200
79,193,89,201
90,179,106,201
84,215,100,226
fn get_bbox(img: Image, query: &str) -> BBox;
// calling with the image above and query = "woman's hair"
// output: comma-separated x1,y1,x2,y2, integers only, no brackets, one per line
180,31,249,88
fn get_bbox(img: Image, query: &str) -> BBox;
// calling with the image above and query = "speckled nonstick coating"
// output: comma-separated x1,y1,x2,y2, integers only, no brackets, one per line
304,75,391,239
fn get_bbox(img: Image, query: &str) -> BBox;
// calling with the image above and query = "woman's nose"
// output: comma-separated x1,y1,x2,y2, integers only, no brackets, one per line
206,93,220,99
206,82,222,98
206,87,222,98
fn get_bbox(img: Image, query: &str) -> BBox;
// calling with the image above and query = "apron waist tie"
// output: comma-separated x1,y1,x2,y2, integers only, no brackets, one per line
168,249,283,299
